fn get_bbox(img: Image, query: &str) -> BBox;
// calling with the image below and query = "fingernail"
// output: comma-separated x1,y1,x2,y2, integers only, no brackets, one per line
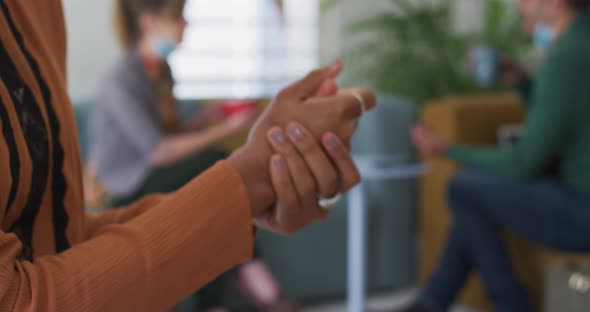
271,129,286,145
329,59,342,70
326,134,339,148
289,124,305,140
273,156,285,170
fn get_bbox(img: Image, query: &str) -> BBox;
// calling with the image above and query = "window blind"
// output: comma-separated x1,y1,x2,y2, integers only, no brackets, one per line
170,0,320,100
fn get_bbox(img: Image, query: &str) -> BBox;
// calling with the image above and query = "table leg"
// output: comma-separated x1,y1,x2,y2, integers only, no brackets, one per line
348,183,367,312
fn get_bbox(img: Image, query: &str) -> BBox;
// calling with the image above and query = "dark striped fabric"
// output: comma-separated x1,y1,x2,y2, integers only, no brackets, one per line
0,3,70,253
0,2,254,311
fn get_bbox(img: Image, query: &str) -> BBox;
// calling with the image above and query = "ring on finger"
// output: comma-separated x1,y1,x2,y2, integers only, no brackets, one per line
318,193,343,210
351,91,367,117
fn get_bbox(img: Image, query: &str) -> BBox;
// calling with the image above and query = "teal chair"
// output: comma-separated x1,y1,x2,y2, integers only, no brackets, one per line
73,101,93,161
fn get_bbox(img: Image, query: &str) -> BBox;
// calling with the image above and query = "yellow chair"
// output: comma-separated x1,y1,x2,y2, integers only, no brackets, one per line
417,94,589,311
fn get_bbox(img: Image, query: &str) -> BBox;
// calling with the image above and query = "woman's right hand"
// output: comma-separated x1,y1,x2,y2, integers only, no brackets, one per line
228,60,376,235
247,61,375,149
257,125,360,235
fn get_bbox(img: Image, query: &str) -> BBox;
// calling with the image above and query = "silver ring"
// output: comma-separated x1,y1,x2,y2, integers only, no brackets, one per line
318,193,342,210
351,91,367,117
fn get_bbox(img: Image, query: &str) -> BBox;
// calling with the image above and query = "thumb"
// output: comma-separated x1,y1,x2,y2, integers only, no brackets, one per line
313,79,339,97
290,59,343,98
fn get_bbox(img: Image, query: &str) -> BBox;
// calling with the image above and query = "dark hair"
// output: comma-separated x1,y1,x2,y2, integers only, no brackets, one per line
567,0,590,11
114,0,186,50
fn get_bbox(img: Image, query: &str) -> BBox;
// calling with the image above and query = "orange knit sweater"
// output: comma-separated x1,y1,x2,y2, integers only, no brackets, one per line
0,1,253,311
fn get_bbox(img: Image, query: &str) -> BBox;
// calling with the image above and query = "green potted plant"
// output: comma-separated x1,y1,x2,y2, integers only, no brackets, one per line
324,0,529,105
316,1,531,293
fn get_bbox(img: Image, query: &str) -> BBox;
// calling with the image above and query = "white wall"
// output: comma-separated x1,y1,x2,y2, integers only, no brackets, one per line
63,0,121,102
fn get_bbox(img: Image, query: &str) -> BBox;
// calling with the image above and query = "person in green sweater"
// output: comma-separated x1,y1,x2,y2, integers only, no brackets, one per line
399,0,590,311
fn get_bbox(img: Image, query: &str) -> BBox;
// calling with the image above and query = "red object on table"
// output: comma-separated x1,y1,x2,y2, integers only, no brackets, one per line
221,100,259,117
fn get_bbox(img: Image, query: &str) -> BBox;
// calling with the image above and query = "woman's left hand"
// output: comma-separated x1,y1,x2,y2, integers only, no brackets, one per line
254,73,357,234
256,125,360,235
411,124,450,157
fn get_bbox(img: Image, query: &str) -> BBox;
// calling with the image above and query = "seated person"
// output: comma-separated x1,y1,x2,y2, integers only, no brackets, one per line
402,0,590,311
92,0,256,207
90,0,296,310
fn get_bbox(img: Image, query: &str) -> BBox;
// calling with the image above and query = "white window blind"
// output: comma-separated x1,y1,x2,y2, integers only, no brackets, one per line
170,0,320,100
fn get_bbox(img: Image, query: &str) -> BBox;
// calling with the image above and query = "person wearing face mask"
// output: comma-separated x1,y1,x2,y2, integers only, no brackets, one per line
397,0,590,311
90,1,299,311
493,0,560,107
92,0,257,207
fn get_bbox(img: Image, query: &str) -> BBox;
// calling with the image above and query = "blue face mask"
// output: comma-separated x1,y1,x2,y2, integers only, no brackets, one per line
533,24,555,51
152,37,178,59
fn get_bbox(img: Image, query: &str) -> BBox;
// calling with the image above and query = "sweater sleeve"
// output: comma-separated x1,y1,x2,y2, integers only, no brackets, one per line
84,194,165,240
448,49,584,179
0,161,254,312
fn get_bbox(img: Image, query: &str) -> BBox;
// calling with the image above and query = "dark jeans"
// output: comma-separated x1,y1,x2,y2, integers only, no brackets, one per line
420,170,590,312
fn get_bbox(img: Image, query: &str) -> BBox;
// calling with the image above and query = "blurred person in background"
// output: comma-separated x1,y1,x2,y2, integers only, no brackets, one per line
90,0,297,311
402,0,590,311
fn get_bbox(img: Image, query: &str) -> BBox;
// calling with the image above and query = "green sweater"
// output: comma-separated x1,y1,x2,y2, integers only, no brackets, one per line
449,11,590,196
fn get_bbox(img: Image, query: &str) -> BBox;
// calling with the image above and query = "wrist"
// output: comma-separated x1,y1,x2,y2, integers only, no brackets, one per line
221,120,245,138
227,142,275,217
212,122,234,137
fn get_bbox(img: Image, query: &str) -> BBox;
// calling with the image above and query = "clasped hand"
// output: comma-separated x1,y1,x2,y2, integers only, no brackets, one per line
228,60,376,235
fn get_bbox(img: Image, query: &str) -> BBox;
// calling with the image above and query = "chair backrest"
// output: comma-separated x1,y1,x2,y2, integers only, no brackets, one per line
73,100,93,161
352,95,416,157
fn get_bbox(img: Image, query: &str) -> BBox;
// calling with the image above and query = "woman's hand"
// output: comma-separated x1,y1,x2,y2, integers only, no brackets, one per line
411,124,450,157
228,62,376,233
256,126,360,235
253,70,355,235
247,60,375,148
228,60,376,235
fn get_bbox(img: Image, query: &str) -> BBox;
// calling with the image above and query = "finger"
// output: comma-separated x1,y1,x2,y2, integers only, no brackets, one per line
285,122,340,198
414,124,430,138
411,126,425,145
313,79,339,97
414,127,431,146
267,128,318,212
289,60,343,99
413,125,426,137
322,132,362,192
307,87,377,120
316,209,330,222
410,125,419,140
269,155,300,234
339,88,377,116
